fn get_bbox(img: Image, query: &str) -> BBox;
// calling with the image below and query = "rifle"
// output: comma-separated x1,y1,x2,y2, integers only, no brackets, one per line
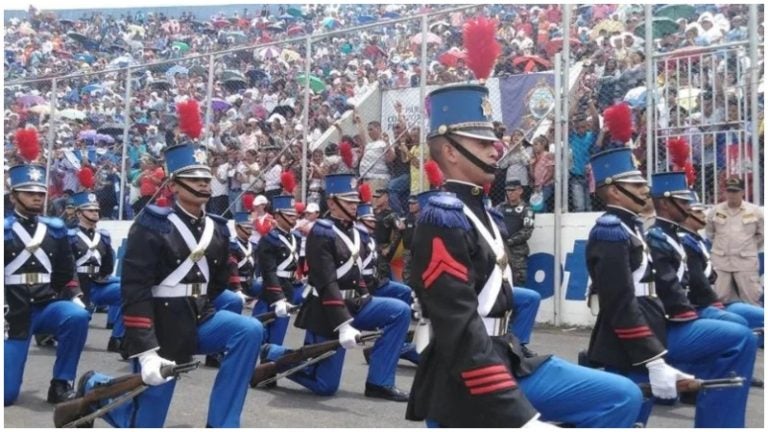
638,377,745,399
53,361,199,428
253,305,300,325
251,331,382,388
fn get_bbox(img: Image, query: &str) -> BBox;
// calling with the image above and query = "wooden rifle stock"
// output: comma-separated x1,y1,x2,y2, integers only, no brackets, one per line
53,361,199,428
638,377,745,399
253,305,300,324
251,331,382,387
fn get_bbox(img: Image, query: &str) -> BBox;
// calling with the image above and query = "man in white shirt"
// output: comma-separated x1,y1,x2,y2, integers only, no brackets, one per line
355,115,394,190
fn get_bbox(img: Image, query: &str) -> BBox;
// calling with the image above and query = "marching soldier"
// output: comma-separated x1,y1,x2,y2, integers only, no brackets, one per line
76,144,263,427
68,190,125,354
258,173,411,401
705,176,764,305
254,195,302,345
640,171,756,426
678,191,764,344
407,85,643,428
494,180,541,356
5,158,90,405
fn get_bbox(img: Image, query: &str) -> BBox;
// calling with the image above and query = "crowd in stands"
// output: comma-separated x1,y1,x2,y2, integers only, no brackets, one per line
4,4,764,219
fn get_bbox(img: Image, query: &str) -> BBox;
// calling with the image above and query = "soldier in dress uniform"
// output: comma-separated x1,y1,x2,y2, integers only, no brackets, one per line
678,191,763,344
258,173,411,401
400,195,419,284
4,162,90,405
253,195,302,345
372,189,403,280
639,171,756,426
494,180,541,356
76,144,263,427
705,176,764,305
407,85,643,428
68,190,125,354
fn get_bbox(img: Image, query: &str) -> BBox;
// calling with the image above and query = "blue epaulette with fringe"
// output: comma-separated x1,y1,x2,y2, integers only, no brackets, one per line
355,223,370,243
418,195,471,230
645,227,675,254
136,205,172,234
39,216,67,239
229,237,240,251
488,208,509,239
311,219,335,239
4,215,15,239
97,228,111,245
264,230,282,247
589,214,629,242
680,232,702,256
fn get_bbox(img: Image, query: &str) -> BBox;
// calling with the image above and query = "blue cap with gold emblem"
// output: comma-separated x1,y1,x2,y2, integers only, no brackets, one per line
427,84,497,141
686,190,706,211
325,173,361,202
164,144,212,179
357,203,376,221
272,195,298,215
71,190,100,210
233,211,251,225
8,164,47,193
590,148,646,187
651,172,694,200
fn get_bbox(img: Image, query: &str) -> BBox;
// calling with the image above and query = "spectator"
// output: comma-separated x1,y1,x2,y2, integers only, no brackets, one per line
387,102,412,216
501,129,533,202
568,98,600,211
530,135,556,212
207,153,230,217
131,156,164,215
355,115,393,191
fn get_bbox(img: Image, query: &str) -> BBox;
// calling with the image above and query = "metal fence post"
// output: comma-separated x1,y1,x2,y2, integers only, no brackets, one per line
748,4,761,204
418,13,429,192
43,78,57,215
560,4,571,213
204,53,216,155
553,53,562,327
118,69,133,220
301,35,312,203
644,4,655,184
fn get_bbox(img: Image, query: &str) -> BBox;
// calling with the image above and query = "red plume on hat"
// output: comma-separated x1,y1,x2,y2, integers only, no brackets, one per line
280,170,296,194
667,137,696,186
242,194,255,211
294,201,306,214
463,16,501,81
155,196,170,207
339,140,354,168
358,183,372,203
603,103,633,143
176,99,203,140
78,166,95,190
15,128,40,162
424,160,443,189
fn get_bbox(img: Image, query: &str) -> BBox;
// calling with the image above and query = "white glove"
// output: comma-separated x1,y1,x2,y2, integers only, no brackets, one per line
139,352,177,386
646,358,694,399
521,416,559,429
273,299,290,318
72,296,86,309
337,322,361,350
236,290,248,305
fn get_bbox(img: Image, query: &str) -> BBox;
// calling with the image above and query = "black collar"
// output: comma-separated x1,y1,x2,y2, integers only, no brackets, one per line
677,225,701,239
606,205,641,226
174,203,205,226
330,216,354,232
78,225,96,237
654,217,679,237
443,180,489,227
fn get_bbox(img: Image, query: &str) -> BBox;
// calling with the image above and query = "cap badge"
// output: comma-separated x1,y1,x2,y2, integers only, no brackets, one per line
28,167,42,182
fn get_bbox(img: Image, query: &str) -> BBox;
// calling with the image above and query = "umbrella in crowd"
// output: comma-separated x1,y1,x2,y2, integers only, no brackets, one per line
60,108,87,120
634,17,679,39
590,19,625,40
97,123,125,136
223,76,248,91
357,15,376,24
512,55,552,73
438,47,466,67
410,32,442,45
287,24,305,36
278,14,295,21
221,31,248,44
221,69,246,81
266,22,285,32
67,32,99,50
75,53,96,64
211,98,231,112
382,12,400,19
81,84,106,95
166,65,189,77
280,49,302,62
286,7,304,18
429,21,450,32
95,133,116,144
171,41,190,53
322,17,339,30
545,37,581,58
78,130,97,141
188,64,207,77
211,18,230,29
654,4,697,21
623,86,649,109
17,94,46,107
677,87,702,112
149,79,172,90
148,62,175,73
256,46,281,59
29,105,51,115
296,74,326,93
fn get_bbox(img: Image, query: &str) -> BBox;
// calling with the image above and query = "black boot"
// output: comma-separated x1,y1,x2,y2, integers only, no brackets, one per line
364,383,409,402
71,371,97,427
751,377,764,388
521,344,538,358
105,322,114,330
107,337,122,353
47,379,75,404
205,353,223,368
35,333,56,348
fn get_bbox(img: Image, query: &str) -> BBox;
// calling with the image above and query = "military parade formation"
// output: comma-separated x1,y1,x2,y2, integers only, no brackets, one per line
4,16,764,431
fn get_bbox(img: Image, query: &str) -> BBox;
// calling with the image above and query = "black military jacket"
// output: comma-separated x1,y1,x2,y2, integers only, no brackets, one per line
585,206,667,371
4,212,79,339
496,201,534,257
69,225,115,281
120,204,231,363
227,235,257,292
678,228,720,308
257,227,300,305
405,181,548,428
294,217,371,338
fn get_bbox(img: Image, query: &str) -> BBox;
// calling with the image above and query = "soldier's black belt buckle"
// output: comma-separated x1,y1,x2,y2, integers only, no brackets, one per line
190,283,203,297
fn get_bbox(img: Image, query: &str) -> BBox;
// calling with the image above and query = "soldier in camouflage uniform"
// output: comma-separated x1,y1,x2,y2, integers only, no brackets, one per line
401,195,419,285
495,180,534,284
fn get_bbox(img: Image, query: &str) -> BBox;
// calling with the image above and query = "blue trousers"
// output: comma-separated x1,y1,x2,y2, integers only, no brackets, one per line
264,296,410,395
620,318,757,427
213,289,244,315
372,280,419,364
84,310,263,427
388,174,410,217
725,302,764,348
507,286,541,345
251,282,304,345
87,276,124,339
4,300,90,405
246,278,262,299
427,357,642,427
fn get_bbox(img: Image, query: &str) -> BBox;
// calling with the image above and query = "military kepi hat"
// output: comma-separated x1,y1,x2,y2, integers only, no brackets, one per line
325,173,361,202
272,195,298,215
591,148,646,187
9,164,47,193
427,84,497,141
71,191,100,210
233,211,251,225
164,144,212,179
651,172,693,200
357,203,376,220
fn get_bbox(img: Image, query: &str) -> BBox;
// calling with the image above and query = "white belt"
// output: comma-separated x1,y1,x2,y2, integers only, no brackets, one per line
234,276,251,282
361,269,374,276
77,265,101,275
5,273,52,285
481,315,510,337
276,270,294,279
152,283,208,298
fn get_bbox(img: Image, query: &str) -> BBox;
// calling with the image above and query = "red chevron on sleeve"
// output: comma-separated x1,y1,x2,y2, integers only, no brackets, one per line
422,238,468,289
614,325,653,339
124,315,152,329
460,364,516,395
